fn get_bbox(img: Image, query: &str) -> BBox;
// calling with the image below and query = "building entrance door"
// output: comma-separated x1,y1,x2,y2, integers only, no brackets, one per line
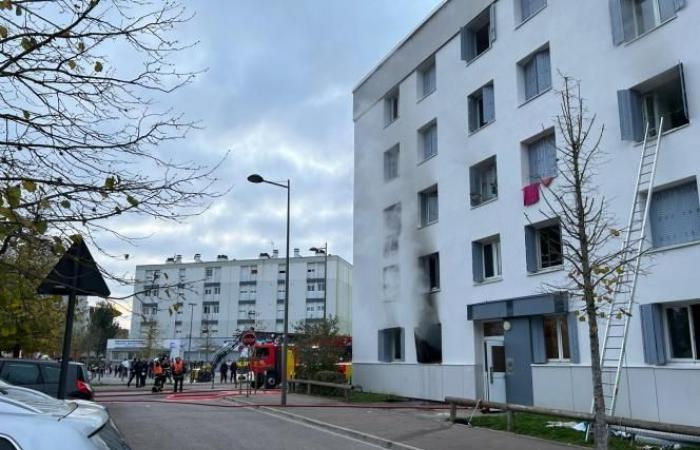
484,338,506,403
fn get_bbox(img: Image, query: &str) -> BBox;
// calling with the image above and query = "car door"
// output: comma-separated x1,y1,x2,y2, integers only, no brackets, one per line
40,364,61,397
0,361,43,393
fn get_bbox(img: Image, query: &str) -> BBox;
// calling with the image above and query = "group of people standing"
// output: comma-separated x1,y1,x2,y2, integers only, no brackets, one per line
218,360,238,384
126,356,186,392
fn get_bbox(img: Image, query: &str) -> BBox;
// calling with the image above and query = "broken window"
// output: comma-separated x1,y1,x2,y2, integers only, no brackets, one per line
419,252,440,292
383,203,401,256
378,327,404,362
415,323,442,364
618,64,689,141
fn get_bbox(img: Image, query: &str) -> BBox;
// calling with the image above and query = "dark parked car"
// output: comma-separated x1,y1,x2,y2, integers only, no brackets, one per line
0,359,94,400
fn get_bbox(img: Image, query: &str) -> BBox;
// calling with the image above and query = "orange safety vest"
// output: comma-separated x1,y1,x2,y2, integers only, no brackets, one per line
173,361,184,375
154,365,163,376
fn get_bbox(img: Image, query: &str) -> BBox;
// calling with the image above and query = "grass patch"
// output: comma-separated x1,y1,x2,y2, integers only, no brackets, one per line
461,412,699,450
300,386,405,404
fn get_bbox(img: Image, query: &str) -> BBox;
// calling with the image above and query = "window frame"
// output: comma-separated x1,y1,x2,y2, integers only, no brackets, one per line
536,224,564,270
481,238,502,280
543,315,571,362
419,185,439,227
519,0,547,24
470,156,498,207
648,179,700,249
468,82,495,133
418,120,438,161
420,252,440,292
384,89,400,126
383,144,400,182
663,303,700,361
520,47,551,103
418,59,436,100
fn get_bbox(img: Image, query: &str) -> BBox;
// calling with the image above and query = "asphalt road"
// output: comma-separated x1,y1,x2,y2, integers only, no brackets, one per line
106,399,382,450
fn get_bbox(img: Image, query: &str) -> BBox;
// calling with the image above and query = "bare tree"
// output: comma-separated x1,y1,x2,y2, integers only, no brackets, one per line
0,0,225,263
536,77,646,450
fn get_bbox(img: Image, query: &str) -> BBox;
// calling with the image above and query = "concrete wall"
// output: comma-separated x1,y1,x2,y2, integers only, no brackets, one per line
353,0,700,423
532,365,700,427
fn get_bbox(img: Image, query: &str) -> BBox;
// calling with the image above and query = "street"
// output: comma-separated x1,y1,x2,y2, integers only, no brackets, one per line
103,391,381,450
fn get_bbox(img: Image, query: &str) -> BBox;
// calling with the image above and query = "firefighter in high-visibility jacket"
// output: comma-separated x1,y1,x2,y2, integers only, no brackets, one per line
172,357,186,393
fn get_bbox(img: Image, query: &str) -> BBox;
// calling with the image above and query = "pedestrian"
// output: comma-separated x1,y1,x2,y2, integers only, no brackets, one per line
219,361,228,384
127,358,138,387
139,359,148,387
172,357,185,393
230,360,237,386
152,361,165,393
161,357,172,385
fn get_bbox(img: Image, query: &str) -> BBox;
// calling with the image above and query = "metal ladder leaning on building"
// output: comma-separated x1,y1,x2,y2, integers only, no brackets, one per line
585,118,664,441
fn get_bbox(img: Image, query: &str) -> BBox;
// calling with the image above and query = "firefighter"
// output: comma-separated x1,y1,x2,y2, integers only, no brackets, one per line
219,361,228,384
152,361,165,392
172,357,185,393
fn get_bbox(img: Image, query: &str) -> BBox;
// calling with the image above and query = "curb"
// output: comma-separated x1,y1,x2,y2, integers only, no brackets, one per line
226,397,423,450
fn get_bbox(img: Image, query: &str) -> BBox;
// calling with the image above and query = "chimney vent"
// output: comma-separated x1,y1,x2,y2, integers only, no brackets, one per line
217,254,228,261
175,255,182,263
194,253,202,263
272,249,279,258
293,248,300,257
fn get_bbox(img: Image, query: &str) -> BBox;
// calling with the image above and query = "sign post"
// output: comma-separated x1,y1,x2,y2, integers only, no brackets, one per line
242,330,256,397
37,238,110,399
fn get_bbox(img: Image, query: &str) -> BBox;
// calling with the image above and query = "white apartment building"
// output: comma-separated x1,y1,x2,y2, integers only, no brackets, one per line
125,251,352,360
353,0,699,426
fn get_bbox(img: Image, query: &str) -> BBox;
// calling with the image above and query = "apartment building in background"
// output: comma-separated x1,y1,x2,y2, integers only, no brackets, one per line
353,0,699,426
117,250,352,361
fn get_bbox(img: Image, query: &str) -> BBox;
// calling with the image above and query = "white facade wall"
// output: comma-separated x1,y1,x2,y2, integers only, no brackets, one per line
129,254,352,342
353,0,700,425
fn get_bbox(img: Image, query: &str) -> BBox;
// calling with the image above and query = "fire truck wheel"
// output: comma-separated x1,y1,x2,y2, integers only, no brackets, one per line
264,371,279,389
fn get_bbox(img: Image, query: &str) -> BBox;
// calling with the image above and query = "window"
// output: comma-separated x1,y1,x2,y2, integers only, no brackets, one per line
204,288,212,295
419,185,438,227
543,316,571,361
610,0,686,45
519,0,546,22
419,121,438,160
240,265,258,282
0,363,40,385
472,236,502,283
525,221,563,272
205,267,213,279
384,145,399,182
520,47,551,102
618,64,689,141
468,82,495,132
214,286,221,295
277,287,286,300
418,59,436,98
307,262,324,278
648,180,700,248
415,323,442,364
526,133,557,183
307,283,315,292
378,328,404,362
665,304,700,360
469,156,498,206
419,252,440,291
383,203,401,257
483,321,504,337
384,88,399,126
203,303,219,315
460,3,496,62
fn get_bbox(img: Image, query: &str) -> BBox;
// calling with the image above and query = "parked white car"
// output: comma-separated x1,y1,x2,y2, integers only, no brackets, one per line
0,381,130,449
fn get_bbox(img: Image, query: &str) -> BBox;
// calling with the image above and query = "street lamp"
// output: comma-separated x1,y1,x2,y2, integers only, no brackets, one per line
187,302,197,362
247,173,291,407
309,243,328,320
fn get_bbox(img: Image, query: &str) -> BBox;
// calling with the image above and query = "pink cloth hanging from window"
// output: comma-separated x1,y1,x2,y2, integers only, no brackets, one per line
523,182,540,206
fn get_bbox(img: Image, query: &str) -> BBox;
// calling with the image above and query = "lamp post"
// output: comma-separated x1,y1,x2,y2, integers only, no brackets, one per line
187,302,196,362
248,173,290,407
309,243,328,319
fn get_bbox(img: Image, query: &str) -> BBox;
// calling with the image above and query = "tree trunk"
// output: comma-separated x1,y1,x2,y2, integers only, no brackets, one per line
12,343,20,358
585,291,609,449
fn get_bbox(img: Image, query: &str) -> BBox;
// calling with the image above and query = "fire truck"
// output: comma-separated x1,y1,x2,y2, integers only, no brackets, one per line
250,342,295,389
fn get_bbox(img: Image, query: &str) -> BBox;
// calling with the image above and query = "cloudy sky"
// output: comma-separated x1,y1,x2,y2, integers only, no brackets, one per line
98,1,441,327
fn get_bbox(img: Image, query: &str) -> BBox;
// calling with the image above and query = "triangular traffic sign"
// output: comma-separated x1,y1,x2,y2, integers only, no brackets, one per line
37,239,110,297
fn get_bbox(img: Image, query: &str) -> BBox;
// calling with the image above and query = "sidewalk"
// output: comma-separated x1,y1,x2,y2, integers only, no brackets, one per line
227,392,579,450
91,373,240,391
